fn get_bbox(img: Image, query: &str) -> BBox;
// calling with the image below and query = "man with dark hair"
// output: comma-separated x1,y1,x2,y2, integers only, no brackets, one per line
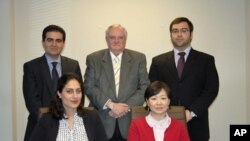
23,25,82,141
149,17,219,141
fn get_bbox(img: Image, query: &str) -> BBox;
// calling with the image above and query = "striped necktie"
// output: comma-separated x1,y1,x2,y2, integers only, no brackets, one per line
113,57,121,97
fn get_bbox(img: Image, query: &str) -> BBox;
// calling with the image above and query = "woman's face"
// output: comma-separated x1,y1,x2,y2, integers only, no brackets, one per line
146,89,170,117
57,79,82,112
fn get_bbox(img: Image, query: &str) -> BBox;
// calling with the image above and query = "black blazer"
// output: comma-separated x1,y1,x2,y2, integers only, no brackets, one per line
23,55,82,140
29,110,108,141
149,49,219,140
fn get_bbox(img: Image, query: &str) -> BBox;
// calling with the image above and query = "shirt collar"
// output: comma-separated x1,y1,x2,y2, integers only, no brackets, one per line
110,51,123,61
45,53,61,64
146,112,171,129
174,46,191,57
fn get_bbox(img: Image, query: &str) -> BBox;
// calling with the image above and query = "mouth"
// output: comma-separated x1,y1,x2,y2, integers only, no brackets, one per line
71,100,79,104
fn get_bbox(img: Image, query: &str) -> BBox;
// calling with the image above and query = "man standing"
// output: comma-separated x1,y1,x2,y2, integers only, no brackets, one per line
23,25,82,141
149,17,219,141
84,24,150,141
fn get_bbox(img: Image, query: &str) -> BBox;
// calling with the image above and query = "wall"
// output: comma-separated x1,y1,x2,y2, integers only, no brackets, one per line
246,0,250,123
0,0,14,140
1,0,248,140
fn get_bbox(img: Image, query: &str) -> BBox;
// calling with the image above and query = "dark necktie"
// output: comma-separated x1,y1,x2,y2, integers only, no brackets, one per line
52,62,59,93
177,52,186,78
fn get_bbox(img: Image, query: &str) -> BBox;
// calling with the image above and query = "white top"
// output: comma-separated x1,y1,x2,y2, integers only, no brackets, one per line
146,113,171,141
56,113,89,141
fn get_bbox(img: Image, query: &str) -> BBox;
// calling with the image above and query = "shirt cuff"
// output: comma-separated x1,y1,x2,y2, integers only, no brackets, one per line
103,99,114,110
190,111,197,117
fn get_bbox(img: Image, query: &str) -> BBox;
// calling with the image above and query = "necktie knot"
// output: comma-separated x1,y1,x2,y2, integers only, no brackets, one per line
114,57,120,64
52,62,57,68
178,52,186,58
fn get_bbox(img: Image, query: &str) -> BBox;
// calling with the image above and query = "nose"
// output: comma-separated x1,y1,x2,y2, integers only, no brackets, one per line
156,99,162,104
52,41,57,46
114,37,120,43
72,91,79,98
177,31,183,36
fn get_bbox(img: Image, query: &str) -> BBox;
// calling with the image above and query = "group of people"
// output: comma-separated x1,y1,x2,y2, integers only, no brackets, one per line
23,17,219,141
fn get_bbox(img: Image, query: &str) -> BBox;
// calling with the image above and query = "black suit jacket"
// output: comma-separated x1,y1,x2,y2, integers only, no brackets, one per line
149,49,219,141
23,55,82,140
29,110,108,141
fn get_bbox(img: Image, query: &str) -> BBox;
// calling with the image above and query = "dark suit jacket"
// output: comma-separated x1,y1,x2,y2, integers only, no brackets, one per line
149,48,219,141
29,109,108,141
23,55,82,140
84,49,150,138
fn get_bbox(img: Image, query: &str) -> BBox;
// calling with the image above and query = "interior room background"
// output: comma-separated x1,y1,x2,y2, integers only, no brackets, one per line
1,0,250,141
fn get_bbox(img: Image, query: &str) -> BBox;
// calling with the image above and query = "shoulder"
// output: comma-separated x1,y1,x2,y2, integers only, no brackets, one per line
87,49,108,58
191,49,215,60
39,113,58,126
124,49,145,57
151,52,172,65
123,49,147,61
79,109,100,120
170,118,186,129
152,51,172,60
24,56,44,66
131,117,147,125
61,56,78,63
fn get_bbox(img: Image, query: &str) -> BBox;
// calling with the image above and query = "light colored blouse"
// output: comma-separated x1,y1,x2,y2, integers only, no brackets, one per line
56,113,89,141
146,113,171,141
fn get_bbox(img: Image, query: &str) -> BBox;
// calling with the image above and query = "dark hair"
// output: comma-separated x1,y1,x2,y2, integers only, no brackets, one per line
49,72,84,119
42,25,66,42
144,81,171,110
169,17,193,33
145,81,171,100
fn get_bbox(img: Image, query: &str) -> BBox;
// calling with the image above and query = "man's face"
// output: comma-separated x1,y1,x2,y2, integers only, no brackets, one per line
106,27,126,55
42,31,65,58
170,22,192,50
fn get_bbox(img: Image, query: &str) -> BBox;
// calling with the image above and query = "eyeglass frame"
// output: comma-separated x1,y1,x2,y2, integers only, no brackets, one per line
171,28,190,34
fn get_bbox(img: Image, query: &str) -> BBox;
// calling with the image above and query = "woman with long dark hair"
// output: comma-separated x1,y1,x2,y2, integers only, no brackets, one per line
30,73,107,141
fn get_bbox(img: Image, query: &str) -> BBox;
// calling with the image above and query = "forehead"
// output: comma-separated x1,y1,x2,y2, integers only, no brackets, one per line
64,79,80,88
172,22,189,29
45,31,63,38
151,89,168,97
108,28,125,36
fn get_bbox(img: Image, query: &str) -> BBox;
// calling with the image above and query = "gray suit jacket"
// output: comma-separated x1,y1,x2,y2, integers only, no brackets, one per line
84,49,150,138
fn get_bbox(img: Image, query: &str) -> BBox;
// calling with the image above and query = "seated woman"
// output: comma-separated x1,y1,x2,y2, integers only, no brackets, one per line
30,73,108,141
127,81,190,141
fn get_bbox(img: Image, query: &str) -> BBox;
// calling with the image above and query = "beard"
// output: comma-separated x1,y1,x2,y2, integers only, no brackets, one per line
171,38,192,48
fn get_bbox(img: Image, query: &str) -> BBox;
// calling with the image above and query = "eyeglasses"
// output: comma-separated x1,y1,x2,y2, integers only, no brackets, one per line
171,28,189,34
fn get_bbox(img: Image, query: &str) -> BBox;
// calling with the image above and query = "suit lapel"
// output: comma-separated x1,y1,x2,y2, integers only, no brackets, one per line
40,55,54,95
61,56,70,74
167,51,180,80
119,50,132,97
101,50,116,94
182,49,196,79
61,56,66,74
81,113,93,141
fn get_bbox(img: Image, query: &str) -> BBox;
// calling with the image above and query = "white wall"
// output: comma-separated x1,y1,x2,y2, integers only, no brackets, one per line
0,0,14,141
246,0,250,123
2,0,248,140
